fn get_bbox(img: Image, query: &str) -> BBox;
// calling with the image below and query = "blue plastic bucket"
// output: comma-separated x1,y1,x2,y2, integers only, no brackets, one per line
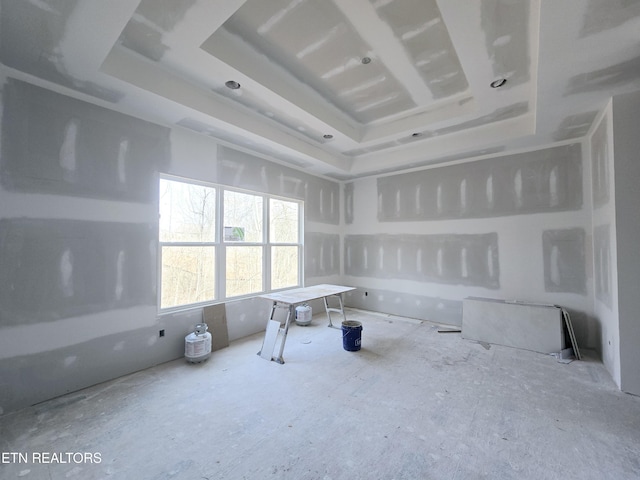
341,320,362,351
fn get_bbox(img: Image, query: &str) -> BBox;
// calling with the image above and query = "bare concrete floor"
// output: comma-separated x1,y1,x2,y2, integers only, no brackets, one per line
1,309,640,480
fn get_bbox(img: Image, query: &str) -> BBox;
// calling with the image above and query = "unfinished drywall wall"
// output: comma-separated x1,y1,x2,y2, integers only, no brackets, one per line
377,144,582,221
589,104,620,388
0,319,184,417
0,78,172,415
344,182,354,225
593,224,612,308
216,146,340,225
591,112,611,208
0,78,342,415
611,90,640,395
1,79,169,201
345,233,499,288
305,232,340,279
345,288,462,326
344,143,595,343
542,228,586,294
0,219,156,325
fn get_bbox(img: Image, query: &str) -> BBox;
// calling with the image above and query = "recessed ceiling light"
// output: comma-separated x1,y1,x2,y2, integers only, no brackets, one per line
490,78,507,88
225,80,241,90
323,134,334,140
411,132,422,138
361,57,372,65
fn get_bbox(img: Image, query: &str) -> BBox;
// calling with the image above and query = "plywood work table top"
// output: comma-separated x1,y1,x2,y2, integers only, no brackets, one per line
259,284,355,305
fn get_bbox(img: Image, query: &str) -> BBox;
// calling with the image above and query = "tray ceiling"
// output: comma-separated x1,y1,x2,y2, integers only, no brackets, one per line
2,0,640,179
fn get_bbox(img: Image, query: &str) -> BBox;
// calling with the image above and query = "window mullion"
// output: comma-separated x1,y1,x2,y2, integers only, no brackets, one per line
264,194,271,293
218,187,225,301
299,203,304,288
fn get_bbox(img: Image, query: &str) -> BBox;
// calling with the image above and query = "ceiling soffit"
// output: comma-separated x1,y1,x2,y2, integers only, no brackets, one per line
112,0,537,176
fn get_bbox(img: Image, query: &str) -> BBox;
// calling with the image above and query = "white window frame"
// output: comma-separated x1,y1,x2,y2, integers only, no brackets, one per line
158,174,304,313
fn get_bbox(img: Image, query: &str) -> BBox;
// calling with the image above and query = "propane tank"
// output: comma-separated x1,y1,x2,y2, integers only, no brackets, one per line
185,323,212,363
295,303,312,326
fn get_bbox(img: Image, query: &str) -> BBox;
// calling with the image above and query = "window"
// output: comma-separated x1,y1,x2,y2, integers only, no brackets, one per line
159,176,302,310
159,179,217,309
270,198,300,290
224,190,264,297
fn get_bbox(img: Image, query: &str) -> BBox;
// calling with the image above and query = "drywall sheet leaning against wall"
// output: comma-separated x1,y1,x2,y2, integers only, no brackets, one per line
202,303,229,352
377,143,582,221
462,297,565,354
1,79,170,202
344,233,499,289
